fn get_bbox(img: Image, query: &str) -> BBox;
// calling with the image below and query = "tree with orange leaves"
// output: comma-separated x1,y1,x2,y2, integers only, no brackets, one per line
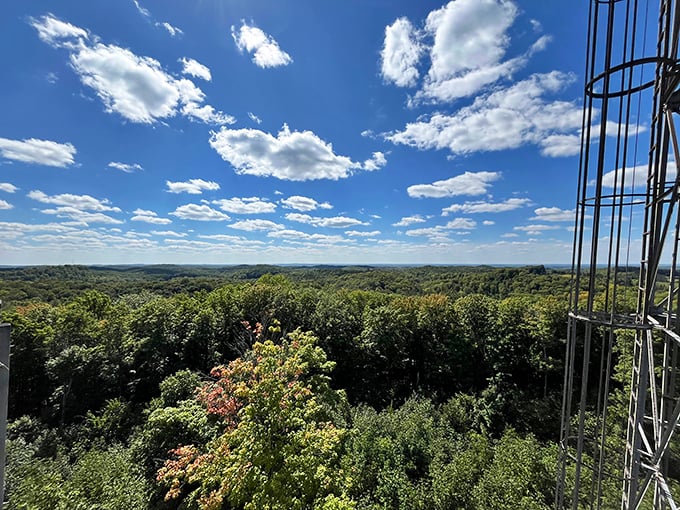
157,327,355,510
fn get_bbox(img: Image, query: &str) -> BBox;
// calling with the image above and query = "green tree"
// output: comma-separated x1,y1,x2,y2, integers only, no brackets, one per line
158,329,355,509
473,429,555,510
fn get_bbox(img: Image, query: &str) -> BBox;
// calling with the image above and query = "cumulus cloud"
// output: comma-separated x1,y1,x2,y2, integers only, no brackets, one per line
388,72,581,156
0,183,18,193
393,215,427,227
285,212,368,228
379,0,553,105
209,124,376,181
541,134,580,157
362,151,387,171
166,179,220,194
39,208,124,224
280,195,333,212
179,57,211,81
131,208,172,224
170,204,230,221
0,137,76,167
380,18,423,87
231,21,292,68
0,200,13,210
530,207,576,222
228,219,284,231
150,230,186,237
441,197,532,215
513,224,561,235
408,171,500,198
267,229,347,244
346,230,381,237
212,197,277,214
483,220,495,225
30,14,89,47
599,163,666,189
406,218,477,238
28,190,124,224
108,161,143,173
31,14,234,126
415,0,520,102
28,190,120,212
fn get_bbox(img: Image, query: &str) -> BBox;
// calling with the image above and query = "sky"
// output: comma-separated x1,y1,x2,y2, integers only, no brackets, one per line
0,0,602,265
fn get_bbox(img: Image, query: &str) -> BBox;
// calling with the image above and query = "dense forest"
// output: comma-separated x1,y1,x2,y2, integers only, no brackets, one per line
2,265,638,509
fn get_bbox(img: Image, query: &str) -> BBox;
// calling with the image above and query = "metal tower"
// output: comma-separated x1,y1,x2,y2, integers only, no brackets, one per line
557,0,680,508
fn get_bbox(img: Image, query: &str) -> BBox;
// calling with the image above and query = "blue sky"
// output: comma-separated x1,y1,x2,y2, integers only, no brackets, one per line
0,0,600,265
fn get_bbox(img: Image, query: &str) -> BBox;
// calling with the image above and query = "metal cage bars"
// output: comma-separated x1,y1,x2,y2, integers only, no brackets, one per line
557,0,680,508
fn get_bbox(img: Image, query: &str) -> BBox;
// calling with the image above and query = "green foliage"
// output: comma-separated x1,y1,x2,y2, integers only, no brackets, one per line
473,429,556,510
344,398,440,509
1,266,586,509
158,330,354,509
8,443,149,510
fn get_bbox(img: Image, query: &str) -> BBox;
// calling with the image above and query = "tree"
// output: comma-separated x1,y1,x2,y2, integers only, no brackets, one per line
158,329,355,509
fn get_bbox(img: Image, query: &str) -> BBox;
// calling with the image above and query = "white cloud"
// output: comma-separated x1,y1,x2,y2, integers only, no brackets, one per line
231,21,292,68
210,124,372,181
346,230,381,237
212,197,276,214
483,220,495,225
170,204,230,221
28,190,120,212
530,207,576,222
131,208,172,224
71,44,180,123
132,0,151,18
501,233,519,238
280,195,333,212
363,151,387,171
513,224,562,235
166,179,220,194
267,229,347,244
30,14,89,48
442,197,532,215
541,134,581,157
0,137,76,167
150,230,186,237
228,219,284,231
599,163,669,189
408,171,500,198
445,218,477,229
0,200,13,210
393,215,426,227
40,207,123,224
248,112,262,124
32,15,234,126
380,17,423,87
388,72,582,156
181,102,236,125
415,0,520,103
157,22,183,37
0,183,18,193
179,57,211,81
108,161,143,173
285,213,368,229
406,218,477,238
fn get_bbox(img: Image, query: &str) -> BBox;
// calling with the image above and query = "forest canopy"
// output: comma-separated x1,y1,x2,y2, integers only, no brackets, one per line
1,265,630,509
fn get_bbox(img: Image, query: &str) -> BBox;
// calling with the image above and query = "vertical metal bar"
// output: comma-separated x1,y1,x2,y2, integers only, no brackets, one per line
0,324,10,507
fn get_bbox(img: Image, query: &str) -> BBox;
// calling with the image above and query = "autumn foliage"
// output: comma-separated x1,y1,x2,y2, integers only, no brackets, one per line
157,327,355,509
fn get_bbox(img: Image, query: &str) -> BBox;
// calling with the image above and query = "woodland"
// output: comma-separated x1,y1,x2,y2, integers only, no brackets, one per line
1,264,638,509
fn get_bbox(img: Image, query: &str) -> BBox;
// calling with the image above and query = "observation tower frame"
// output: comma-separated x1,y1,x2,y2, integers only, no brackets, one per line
557,0,680,509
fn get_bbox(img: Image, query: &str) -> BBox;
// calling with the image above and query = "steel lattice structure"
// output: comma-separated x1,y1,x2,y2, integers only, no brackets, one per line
556,0,680,508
